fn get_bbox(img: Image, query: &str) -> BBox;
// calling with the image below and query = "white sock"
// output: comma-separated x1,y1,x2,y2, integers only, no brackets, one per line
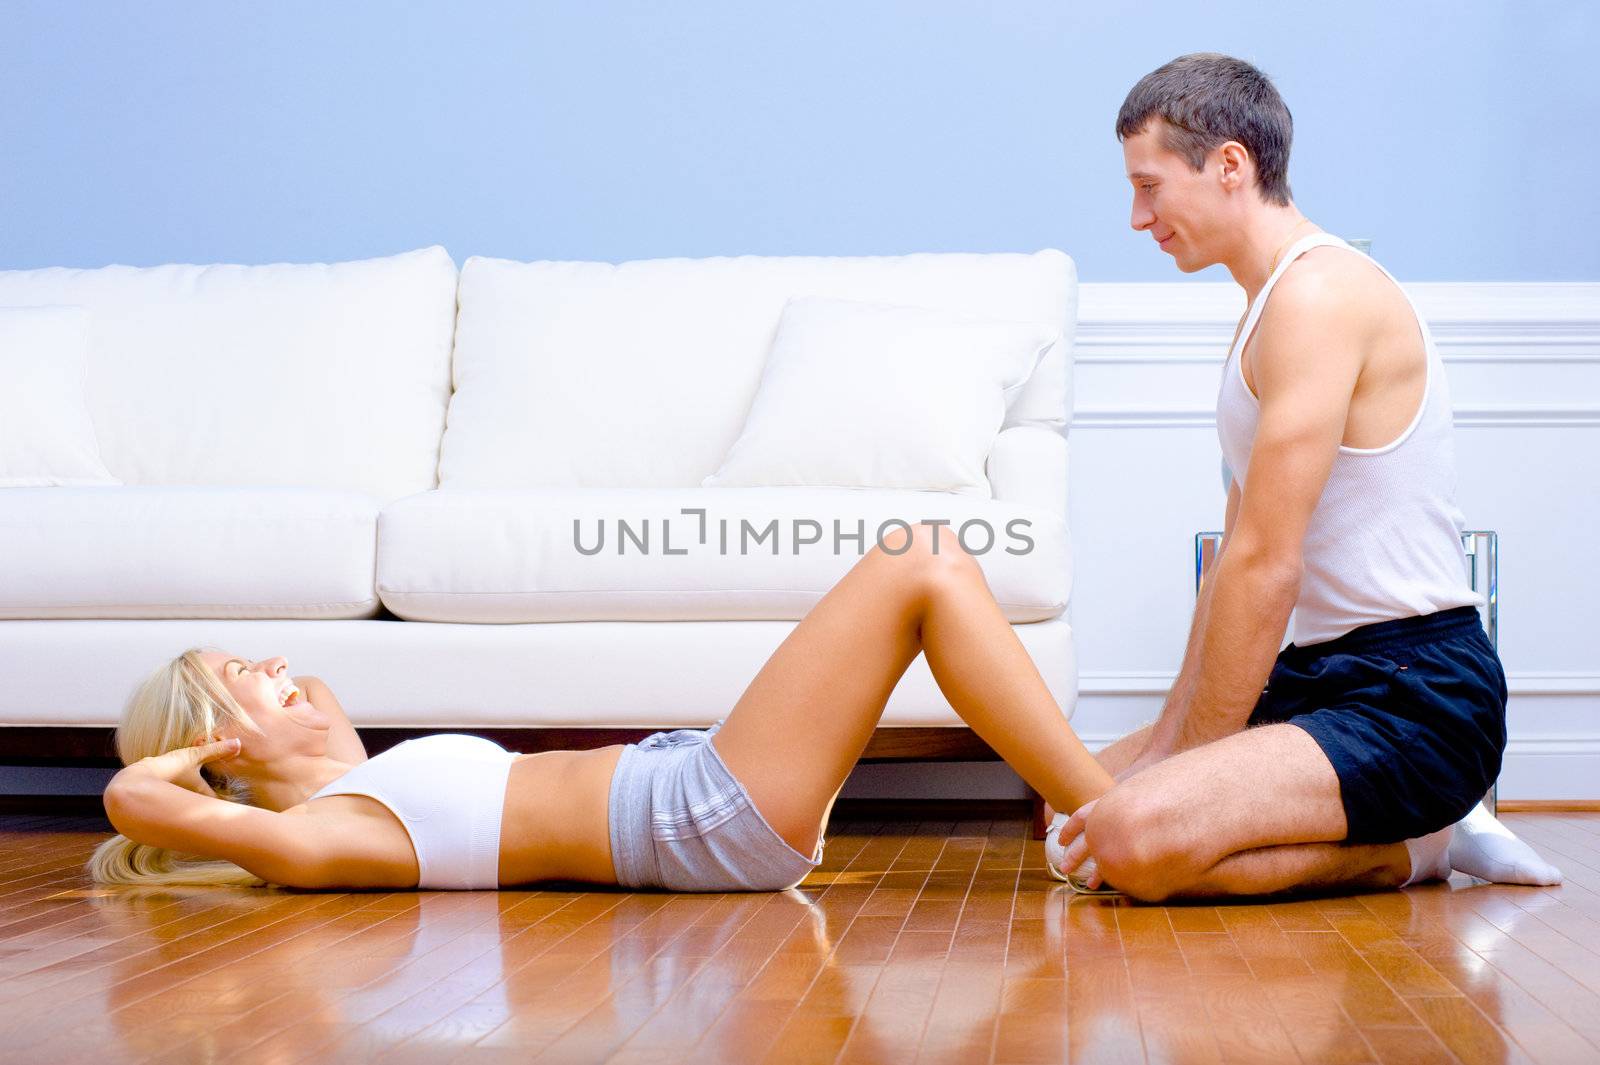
1402,826,1455,886
1447,803,1563,886
1044,810,1118,894
1044,812,1073,881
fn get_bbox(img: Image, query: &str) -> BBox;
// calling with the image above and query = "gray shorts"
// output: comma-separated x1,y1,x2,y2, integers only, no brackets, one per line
607,725,823,892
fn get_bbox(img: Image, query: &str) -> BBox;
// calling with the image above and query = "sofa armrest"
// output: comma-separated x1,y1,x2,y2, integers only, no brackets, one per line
986,426,1067,516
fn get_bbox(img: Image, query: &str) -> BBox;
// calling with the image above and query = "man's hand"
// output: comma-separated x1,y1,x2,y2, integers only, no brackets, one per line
1052,798,1104,889
124,737,241,798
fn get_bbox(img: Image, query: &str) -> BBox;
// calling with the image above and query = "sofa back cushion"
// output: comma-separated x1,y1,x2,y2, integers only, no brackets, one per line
0,305,118,487
440,250,1075,489
0,247,458,501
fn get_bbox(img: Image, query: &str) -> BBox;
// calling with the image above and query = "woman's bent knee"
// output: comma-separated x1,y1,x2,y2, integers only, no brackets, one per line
855,523,983,624
872,521,978,577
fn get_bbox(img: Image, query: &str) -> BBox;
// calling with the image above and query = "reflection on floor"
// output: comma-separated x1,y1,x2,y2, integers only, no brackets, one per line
0,809,1594,1064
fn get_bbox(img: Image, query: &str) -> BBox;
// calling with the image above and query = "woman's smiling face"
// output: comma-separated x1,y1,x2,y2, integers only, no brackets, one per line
198,652,332,752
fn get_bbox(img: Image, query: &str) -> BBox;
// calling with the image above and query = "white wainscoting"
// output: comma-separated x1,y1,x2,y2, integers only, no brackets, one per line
1069,281,1600,801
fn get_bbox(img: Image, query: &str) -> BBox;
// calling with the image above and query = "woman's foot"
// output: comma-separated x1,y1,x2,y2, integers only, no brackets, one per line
1045,809,1119,895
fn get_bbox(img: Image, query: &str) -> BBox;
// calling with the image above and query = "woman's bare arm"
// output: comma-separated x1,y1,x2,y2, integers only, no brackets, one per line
104,741,335,889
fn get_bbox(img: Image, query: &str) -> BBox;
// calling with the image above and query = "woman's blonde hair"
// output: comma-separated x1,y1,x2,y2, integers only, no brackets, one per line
88,648,271,888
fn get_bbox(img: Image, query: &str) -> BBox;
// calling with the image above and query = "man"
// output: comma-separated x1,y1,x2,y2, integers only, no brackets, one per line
1053,53,1560,900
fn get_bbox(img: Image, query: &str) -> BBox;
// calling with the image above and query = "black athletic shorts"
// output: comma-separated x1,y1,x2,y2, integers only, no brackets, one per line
1246,605,1507,845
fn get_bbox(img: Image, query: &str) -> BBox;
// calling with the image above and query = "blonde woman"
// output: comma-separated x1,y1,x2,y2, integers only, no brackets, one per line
93,523,1113,892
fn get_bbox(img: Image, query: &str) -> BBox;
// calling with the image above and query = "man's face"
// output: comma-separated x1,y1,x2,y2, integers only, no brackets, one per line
1122,120,1226,273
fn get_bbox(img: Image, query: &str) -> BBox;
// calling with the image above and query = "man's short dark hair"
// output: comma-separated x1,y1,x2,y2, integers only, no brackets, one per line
1116,53,1294,207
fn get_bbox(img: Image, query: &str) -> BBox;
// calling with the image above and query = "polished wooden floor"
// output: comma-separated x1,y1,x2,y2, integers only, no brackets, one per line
2,810,1597,1065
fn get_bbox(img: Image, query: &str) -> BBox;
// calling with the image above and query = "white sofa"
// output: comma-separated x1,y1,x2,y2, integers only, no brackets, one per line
0,246,1077,757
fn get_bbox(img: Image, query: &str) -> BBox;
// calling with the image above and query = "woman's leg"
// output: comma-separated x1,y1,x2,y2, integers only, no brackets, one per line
712,521,1114,856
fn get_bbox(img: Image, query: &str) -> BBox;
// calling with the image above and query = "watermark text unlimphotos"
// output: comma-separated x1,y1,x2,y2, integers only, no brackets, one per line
573,510,1034,557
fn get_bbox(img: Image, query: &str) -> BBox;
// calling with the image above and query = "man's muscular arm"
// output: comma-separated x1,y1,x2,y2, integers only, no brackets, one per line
1145,268,1367,760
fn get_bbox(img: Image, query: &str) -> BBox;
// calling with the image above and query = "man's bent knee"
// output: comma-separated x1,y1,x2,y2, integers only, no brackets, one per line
1086,789,1195,902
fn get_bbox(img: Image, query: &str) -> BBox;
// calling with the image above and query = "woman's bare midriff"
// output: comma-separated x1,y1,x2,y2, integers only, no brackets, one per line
498,746,625,886
299,744,625,890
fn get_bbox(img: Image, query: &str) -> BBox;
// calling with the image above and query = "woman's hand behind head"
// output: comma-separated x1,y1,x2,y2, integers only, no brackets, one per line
132,737,242,797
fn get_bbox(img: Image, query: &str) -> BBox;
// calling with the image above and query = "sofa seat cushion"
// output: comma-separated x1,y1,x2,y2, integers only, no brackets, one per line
0,487,381,619
378,487,1069,623
0,616,1075,728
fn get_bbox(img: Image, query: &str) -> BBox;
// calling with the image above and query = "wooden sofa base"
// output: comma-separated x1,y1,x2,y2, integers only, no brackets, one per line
5,724,1007,765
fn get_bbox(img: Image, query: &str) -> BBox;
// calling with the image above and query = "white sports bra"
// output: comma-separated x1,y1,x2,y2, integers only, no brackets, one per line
309,733,518,890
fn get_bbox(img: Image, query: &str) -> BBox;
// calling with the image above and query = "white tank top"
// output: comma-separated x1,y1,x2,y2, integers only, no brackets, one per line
309,733,517,889
1216,232,1482,646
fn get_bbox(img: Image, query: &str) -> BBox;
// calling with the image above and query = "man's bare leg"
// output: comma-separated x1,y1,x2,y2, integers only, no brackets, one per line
1079,723,1400,901
1080,722,1558,889
1170,839,1411,898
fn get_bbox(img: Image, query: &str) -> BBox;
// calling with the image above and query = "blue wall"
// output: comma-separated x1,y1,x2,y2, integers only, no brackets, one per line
4,1,1595,280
